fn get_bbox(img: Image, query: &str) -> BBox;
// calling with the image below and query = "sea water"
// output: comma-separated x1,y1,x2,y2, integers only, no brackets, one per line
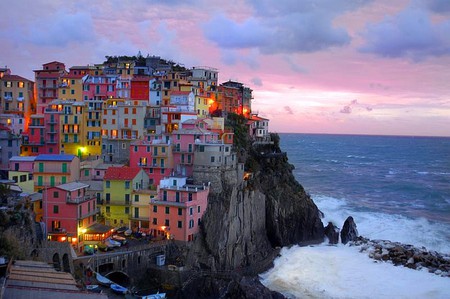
260,134,450,298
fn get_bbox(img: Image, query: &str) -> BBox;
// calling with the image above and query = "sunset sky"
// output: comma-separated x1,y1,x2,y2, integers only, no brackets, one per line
1,0,449,136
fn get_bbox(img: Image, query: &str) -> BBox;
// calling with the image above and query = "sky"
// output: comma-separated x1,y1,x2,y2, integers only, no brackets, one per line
1,0,449,137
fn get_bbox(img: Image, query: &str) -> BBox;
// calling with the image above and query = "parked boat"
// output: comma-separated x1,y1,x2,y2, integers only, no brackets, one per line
96,272,113,286
86,284,102,293
111,283,129,294
124,229,133,236
105,237,121,248
142,292,166,299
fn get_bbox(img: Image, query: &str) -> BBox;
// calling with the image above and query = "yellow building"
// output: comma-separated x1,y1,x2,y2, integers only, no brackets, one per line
102,166,150,227
58,101,86,157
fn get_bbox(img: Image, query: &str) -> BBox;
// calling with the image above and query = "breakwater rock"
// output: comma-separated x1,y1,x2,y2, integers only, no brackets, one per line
352,237,450,277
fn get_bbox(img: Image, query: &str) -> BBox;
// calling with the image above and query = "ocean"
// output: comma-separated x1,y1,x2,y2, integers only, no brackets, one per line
260,133,450,299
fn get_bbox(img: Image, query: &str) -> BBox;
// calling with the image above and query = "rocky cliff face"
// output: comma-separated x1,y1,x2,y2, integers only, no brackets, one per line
187,139,324,271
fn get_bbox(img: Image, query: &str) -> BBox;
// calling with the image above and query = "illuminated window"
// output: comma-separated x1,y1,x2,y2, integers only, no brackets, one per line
18,81,24,88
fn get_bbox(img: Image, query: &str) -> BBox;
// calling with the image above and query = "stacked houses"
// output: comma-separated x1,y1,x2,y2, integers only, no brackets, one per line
0,55,271,254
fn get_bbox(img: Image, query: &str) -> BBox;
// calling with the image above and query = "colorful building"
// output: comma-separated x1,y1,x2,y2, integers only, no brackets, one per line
149,176,209,241
34,61,67,114
101,98,147,163
8,156,36,193
0,74,35,125
129,135,174,186
43,182,98,253
0,125,21,171
102,167,150,227
33,154,80,192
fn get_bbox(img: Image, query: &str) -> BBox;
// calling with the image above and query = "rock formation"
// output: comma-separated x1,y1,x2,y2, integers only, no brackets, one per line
341,216,358,244
187,136,324,272
324,222,340,244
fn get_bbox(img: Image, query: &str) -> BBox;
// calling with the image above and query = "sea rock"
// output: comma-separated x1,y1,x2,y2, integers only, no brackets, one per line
324,222,339,244
340,216,358,244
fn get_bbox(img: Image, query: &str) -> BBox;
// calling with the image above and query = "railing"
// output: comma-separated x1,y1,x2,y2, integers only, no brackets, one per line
67,195,95,204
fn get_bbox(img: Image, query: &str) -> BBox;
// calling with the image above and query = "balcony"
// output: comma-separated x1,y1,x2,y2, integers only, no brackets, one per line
46,140,57,144
67,195,94,204
79,208,100,219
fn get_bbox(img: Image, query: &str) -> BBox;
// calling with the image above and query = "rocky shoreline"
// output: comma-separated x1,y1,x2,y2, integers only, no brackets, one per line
351,236,450,278
324,216,450,279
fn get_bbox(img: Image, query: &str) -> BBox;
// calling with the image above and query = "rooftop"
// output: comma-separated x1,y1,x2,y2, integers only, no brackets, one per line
104,166,142,180
35,154,76,162
9,156,36,162
55,182,89,192
2,260,107,299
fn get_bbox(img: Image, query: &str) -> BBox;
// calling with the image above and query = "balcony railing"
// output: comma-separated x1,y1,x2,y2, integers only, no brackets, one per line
67,195,94,204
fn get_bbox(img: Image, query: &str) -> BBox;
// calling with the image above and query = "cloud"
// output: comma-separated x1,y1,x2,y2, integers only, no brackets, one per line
251,77,263,86
425,0,450,14
284,106,294,115
202,0,373,54
360,7,450,60
340,99,373,114
27,11,94,47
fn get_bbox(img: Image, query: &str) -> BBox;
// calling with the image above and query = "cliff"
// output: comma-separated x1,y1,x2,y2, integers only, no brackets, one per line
187,129,324,273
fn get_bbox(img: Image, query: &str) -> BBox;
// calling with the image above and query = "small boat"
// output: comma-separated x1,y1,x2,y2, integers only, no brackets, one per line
105,237,121,248
111,283,128,294
142,292,166,299
124,229,133,236
86,284,101,293
96,272,113,286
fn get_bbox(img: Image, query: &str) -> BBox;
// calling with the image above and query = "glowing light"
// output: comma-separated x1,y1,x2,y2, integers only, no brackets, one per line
61,237,66,242
161,226,166,231
81,228,87,234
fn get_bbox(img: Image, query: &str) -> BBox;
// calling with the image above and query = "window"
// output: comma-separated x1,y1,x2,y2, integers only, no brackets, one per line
19,175,26,182
125,181,130,189
53,205,59,214
125,207,129,214
106,206,110,213
211,156,215,163
153,218,157,225
178,208,182,216
178,221,182,228
189,207,193,215
198,206,201,213
165,207,170,214
106,181,110,188
125,194,130,204
153,206,157,212
106,193,110,203
188,193,193,201
163,191,167,201
53,191,59,198
134,194,139,202
189,219,194,228
84,169,89,177
165,219,170,226
175,192,180,202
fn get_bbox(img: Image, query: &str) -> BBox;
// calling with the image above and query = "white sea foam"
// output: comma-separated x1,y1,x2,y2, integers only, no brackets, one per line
314,195,450,253
260,244,450,299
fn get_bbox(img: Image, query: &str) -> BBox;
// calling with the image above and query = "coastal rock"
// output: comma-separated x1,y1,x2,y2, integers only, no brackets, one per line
349,237,450,278
324,222,339,244
340,216,358,244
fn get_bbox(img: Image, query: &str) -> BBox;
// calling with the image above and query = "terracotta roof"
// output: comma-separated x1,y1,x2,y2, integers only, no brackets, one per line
1,74,32,82
104,166,141,180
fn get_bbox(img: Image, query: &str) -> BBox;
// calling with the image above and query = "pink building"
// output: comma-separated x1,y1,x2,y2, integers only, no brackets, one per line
129,135,174,186
172,119,218,177
82,74,117,101
149,176,209,242
44,182,98,253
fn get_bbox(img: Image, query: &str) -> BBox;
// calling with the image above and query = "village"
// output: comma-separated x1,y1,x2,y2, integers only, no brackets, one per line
0,55,271,256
